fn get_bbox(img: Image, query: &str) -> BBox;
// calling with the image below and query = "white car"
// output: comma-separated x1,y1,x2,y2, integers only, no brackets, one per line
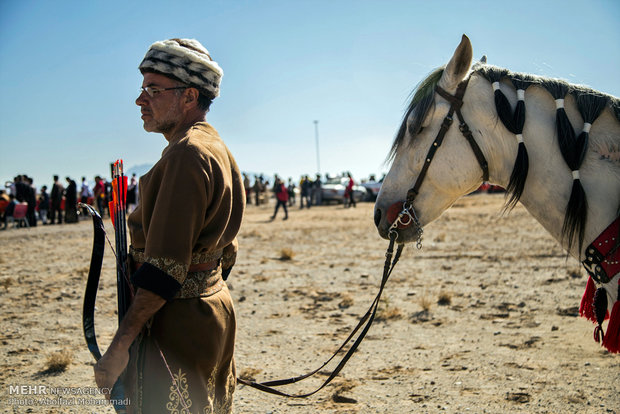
360,180,382,201
320,177,367,204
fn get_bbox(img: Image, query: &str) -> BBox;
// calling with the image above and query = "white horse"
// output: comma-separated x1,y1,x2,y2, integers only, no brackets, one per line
374,35,620,352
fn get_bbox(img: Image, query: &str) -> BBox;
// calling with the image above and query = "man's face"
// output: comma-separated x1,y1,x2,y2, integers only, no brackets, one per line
136,72,185,135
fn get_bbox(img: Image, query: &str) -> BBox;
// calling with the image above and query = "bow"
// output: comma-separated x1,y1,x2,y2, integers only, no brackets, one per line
80,160,133,412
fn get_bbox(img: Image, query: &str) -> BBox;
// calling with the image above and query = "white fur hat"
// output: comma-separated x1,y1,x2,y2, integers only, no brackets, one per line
139,38,223,98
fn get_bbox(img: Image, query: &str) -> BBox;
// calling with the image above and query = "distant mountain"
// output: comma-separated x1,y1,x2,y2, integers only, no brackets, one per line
125,163,153,178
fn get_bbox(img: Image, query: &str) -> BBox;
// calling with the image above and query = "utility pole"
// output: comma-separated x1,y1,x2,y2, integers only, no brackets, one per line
314,120,320,174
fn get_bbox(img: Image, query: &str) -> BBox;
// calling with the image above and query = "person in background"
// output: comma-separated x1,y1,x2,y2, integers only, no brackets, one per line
93,176,105,218
24,176,37,227
64,177,78,223
300,175,312,209
80,176,91,217
253,175,262,206
38,186,50,225
126,173,138,213
50,175,63,224
243,173,251,205
0,190,9,229
287,177,296,207
2,194,16,230
344,172,356,208
270,176,289,221
312,173,322,206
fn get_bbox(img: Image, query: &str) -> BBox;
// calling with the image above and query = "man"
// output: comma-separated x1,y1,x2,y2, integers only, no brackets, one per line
94,38,245,414
38,185,50,225
300,175,312,209
50,175,63,224
24,176,37,227
64,177,78,223
312,173,322,206
126,173,138,213
270,175,289,220
80,176,91,217
93,176,106,217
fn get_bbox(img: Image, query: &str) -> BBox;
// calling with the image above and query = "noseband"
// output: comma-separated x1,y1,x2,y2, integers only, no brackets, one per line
388,77,490,245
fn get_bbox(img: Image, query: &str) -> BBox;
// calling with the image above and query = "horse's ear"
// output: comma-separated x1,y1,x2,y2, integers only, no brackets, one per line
439,34,473,90
480,55,487,64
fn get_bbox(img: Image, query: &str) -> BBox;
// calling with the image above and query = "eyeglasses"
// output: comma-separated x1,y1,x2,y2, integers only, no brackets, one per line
140,86,187,97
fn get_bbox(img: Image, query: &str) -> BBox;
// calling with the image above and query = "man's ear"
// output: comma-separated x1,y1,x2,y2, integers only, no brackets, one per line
184,87,199,106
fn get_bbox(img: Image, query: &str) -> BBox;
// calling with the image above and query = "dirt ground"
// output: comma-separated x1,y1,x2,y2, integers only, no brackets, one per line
1,193,618,413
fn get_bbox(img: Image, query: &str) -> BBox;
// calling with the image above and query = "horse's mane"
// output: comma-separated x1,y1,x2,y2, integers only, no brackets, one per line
388,66,444,163
390,62,620,254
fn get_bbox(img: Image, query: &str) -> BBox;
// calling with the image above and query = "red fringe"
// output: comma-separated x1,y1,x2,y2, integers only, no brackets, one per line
579,276,597,323
602,300,620,353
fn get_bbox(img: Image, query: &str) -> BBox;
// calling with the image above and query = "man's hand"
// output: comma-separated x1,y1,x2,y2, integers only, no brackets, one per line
94,344,129,400
92,288,166,399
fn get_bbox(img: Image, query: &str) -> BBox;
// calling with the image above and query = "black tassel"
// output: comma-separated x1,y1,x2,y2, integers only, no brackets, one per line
593,287,608,343
574,91,608,167
494,88,517,133
504,141,529,212
555,106,577,169
513,98,525,133
502,90,528,212
562,179,588,254
477,68,531,211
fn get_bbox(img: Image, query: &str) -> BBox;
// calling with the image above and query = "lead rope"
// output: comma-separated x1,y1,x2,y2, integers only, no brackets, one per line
237,232,405,397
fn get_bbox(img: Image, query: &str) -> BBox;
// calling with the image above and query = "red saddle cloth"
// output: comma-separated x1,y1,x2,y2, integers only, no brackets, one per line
580,216,620,353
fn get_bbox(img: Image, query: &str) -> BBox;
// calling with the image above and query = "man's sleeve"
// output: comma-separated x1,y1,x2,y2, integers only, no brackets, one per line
132,149,212,300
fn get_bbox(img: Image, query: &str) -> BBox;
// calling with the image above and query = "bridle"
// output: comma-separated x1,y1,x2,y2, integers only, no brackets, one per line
388,77,490,245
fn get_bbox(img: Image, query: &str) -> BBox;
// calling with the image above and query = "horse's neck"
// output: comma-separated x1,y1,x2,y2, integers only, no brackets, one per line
465,74,620,260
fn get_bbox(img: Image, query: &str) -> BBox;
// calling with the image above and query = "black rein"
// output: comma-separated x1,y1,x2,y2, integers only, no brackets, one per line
238,233,404,397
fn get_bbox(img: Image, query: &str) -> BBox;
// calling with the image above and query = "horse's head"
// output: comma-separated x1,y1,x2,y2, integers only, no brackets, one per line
375,35,487,243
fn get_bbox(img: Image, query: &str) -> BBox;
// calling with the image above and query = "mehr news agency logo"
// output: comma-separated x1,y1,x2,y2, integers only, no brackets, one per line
4,385,130,407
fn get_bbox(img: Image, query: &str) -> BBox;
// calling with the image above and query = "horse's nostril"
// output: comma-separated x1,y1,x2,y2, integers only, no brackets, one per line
374,208,382,228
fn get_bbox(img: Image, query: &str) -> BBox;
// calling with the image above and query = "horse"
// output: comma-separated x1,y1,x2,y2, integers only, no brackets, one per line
374,34,620,353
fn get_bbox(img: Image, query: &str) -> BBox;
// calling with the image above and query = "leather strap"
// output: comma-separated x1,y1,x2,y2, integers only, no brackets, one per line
406,79,489,206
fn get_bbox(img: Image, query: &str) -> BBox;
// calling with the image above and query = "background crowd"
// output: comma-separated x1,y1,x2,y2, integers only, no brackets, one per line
0,173,138,230
1,169,383,230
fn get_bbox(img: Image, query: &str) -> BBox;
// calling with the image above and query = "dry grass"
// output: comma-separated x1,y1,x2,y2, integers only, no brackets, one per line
238,367,262,381
418,293,433,312
242,229,263,238
433,233,446,242
437,290,452,306
253,274,269,282
338,293,354,309
45,349,73,373
331,378,360,404
279,247,295,261
1,277,14,290
567,267,582,279
376,297,403,321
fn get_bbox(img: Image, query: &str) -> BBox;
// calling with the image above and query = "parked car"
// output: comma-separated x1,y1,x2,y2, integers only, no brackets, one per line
321,177,367,204
360,179,383,201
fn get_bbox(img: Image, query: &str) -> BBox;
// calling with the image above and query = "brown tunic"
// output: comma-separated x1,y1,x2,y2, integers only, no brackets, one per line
125,122,245,413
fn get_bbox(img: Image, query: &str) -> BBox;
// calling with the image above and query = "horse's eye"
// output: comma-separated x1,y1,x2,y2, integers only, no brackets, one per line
417,127,425,134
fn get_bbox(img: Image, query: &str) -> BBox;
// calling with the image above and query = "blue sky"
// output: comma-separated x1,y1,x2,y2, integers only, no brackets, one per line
1,0,618,189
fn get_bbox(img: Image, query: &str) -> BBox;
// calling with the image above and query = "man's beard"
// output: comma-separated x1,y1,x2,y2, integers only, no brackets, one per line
153,120,176,135
145,103,180,134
